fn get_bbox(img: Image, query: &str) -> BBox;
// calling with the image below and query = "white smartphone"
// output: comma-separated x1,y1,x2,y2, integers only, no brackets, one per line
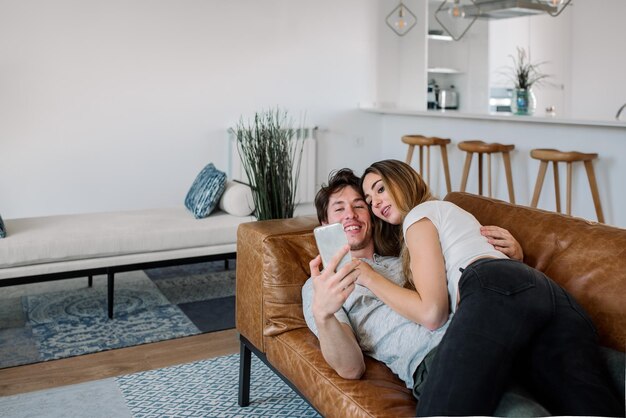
313,223,352,272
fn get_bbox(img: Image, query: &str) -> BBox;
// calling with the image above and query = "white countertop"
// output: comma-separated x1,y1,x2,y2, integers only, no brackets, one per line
359,104,626,129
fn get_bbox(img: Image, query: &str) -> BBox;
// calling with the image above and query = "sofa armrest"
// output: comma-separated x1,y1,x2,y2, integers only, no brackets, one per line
236,216,319,352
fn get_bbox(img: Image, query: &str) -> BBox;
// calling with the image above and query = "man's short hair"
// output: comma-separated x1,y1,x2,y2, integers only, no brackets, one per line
314,168,361,223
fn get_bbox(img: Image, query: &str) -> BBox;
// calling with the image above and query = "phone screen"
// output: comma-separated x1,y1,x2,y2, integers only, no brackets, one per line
313,223,352,272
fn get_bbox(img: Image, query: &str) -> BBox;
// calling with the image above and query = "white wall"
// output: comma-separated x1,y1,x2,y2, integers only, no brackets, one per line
375,0,428,109
0,0,383,218
570,0,626,121
2,0,623,223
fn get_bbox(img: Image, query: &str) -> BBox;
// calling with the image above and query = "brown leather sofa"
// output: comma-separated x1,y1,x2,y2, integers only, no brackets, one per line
236,192,626,417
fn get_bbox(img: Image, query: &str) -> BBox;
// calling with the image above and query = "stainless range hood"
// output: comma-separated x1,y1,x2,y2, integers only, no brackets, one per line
433,0,567,40
464,0,557,19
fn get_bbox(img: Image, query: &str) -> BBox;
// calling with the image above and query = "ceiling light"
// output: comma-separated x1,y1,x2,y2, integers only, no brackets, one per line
542,0,572,16
435,0,478,41
386,2,417,36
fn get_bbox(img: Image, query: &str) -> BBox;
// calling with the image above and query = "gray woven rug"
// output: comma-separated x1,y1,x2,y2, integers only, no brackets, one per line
0,353,320,417
0,261,236,369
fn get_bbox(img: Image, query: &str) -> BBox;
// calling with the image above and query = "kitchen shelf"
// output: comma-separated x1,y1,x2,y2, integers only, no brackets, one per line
427,67,463,74
428,34,453,41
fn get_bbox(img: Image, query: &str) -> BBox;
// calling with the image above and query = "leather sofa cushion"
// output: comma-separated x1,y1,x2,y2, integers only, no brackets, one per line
266,328,416,418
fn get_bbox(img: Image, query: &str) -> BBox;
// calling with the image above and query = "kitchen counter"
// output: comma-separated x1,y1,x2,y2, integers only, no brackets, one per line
359,104,626,129
358,103,626,228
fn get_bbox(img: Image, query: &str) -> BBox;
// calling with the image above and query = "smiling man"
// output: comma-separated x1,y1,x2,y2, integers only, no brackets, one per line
305,168,427,381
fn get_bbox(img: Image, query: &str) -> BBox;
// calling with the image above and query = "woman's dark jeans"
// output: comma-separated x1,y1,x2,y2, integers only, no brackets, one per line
415,258,623,417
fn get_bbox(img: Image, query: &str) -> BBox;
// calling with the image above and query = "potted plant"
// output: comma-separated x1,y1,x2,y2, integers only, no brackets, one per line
233,108,305,221
506,47,550,115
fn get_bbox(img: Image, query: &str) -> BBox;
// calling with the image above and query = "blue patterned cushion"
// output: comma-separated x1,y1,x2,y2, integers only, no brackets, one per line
184,163,227,219
0,214,5,238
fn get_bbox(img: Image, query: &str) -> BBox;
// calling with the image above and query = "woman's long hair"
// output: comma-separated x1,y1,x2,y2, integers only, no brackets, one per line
361,159,435,288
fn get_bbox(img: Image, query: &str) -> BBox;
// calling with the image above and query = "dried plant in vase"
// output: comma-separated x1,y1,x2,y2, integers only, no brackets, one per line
508,46,550,90
506,47,550,115
234,108,305,221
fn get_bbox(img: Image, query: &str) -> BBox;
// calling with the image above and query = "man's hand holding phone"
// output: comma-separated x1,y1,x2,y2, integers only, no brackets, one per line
314,223,352,272
310,235,360,320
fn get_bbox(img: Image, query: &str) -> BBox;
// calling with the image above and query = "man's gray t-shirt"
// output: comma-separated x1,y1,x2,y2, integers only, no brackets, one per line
302,254,450,388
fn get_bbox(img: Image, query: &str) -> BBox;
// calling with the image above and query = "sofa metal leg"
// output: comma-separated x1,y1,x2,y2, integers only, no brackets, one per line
238,339,252,407
107,272,114,319
236,334,323,415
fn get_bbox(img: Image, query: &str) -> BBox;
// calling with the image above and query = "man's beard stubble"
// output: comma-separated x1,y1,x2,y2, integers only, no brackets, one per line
349,235,372,252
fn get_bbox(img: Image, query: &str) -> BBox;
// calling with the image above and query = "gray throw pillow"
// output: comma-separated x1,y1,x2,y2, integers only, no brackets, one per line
0,214,6,238
184,163,227,219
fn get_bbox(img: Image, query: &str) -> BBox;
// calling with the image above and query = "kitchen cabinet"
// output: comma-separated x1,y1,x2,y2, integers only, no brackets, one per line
359,103,626,227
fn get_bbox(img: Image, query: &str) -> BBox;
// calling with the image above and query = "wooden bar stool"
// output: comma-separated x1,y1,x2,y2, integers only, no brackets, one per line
530,148,604,223
402,135,452,194
458,140,515,203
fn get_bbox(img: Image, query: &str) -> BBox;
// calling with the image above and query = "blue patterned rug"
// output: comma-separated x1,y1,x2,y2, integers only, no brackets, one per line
0,260,236,369
0,354,321,418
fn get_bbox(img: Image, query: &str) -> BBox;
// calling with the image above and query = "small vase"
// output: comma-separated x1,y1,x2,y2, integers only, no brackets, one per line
511,88,536,115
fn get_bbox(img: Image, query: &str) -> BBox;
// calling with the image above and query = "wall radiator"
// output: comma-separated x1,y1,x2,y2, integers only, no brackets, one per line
228,127,318,203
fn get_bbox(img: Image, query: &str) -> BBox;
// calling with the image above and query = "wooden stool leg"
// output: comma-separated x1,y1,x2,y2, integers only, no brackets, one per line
405,145,414,165
566,162,573,216
584,160,605,223
419,146,424,177
502,151,515,204
440,144,452,194
477,153,484,196
531,161,548,208
553,161,561,213
426,145,431,185
460,152,472,192
487,153,492,198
